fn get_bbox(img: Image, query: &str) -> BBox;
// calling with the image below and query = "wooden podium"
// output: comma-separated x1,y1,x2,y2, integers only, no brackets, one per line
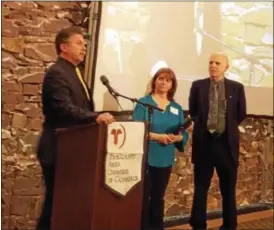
51,122,147,230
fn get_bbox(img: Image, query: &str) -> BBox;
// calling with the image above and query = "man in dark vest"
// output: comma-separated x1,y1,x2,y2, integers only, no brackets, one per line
36,27,115,230
188,52,246,230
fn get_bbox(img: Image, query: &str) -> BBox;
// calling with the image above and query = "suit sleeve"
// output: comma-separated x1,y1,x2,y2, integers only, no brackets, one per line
175,107,189,152
43,69,98,124
189,81,198,121
237,84,246,124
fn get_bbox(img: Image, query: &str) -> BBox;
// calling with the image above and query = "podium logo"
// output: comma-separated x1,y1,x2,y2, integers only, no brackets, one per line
110,124,126,148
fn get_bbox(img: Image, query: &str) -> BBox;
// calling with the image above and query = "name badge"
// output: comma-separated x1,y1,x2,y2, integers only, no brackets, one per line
170,106,178,115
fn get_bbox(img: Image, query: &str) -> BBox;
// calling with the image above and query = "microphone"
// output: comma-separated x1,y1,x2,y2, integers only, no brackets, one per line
177,115,193,133
100,75,118,96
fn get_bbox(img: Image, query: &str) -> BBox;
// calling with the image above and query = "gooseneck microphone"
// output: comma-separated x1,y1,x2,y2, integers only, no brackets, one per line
100,75,118,96
177,115,193,133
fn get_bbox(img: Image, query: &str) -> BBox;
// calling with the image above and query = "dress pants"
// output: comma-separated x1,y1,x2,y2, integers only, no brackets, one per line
141,165,172,230
36,163,56,230
189,132,238,230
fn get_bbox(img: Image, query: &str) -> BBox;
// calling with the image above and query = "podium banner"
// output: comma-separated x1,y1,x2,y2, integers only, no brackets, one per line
105,122,145,196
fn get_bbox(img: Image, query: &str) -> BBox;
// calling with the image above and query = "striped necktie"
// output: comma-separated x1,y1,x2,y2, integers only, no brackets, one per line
75,67,90,101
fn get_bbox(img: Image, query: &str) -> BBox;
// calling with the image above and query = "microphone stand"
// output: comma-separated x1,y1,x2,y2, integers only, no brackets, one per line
112,91,163,228
106,90,124,111
112,91,163,113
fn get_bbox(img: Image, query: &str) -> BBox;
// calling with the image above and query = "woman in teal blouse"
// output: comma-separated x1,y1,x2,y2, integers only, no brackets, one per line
133,67,189,229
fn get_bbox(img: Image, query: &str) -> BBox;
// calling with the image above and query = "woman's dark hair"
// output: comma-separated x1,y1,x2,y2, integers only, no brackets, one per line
55,26,84,55
150,67,177,101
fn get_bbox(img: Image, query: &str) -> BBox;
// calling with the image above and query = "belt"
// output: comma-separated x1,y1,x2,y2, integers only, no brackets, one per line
207,130,224,138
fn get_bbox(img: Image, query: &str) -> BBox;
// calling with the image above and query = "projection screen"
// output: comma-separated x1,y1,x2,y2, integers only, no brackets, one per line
93,2,273,116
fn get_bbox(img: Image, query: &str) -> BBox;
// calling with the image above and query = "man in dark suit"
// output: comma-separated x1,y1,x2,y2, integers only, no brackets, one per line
36,27,115,230
188,52,246,230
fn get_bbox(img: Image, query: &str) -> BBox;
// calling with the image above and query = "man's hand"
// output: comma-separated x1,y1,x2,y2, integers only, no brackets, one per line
96,112,115,124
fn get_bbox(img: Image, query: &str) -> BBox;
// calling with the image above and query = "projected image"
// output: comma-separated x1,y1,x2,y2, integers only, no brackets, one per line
94,2,273,115
219,2,273,87
101,2,273,87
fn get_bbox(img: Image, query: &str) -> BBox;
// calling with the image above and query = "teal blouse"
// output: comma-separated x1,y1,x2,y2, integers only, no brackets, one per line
133,94,189,167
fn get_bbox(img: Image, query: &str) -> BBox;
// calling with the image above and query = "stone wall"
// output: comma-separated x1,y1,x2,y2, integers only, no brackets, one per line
1,1,91,229
1,1,273,230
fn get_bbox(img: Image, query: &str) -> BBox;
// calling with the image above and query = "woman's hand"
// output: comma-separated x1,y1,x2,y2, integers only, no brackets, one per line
157,134,173,145
167,133,183,144
149,132,183,145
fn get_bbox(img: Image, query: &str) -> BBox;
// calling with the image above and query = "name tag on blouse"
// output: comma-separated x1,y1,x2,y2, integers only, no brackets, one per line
170,106,179,115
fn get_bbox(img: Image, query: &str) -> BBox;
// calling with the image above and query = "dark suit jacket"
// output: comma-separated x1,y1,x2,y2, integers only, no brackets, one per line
37,57,98,165
189,77,246,166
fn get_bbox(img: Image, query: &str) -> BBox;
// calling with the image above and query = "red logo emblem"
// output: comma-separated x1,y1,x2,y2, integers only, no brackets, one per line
110,124,126,148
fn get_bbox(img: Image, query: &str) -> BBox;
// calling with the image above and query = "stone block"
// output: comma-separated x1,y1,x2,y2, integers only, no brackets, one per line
167,173,179,190
24,46,52,62
207,194,219,210
9,216,37,230
2,91,17,105
25,106,42,119
2,54,17,69
26,119,43,131
2,92,25,111
24,36,55,44
3,1,38,10
1,113,12,128
12,113,27,129
26,95,42,103
22,131,41,146
23,84,39,96
19,72,44,84
2,192,12,216
2,68,11,75
19,25,45,37
177,176,191,190
57,11,70,19
2,129,12,140
5,9,31,20
16,164,42,178
1,216,10,229
29,8,56,19
36,2,79,11
2,6,10,16
36,43,57,61
44,19,71,33
2,81,20,92
13,176,44,196
29,67,46,73
2,19,19,37
28,195,44,220
70,11,83,25
16,53,44,67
